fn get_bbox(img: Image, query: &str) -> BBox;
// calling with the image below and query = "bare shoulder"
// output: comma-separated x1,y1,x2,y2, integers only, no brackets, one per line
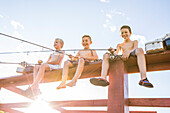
117,43,123,48
133,40,138,43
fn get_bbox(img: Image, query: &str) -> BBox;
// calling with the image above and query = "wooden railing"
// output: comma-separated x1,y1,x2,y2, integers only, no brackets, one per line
0,50,170,113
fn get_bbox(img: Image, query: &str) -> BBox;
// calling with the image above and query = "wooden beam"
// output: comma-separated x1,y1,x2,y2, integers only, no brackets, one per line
0,51,170,87
4,86,35,99
128,98,170,107
61,110,157,113
1,98,170,108
128,61,170,73
50,99,107,107
107,60,129,113
0,108,23,113
130,111,157,113
0,103,30,108
61,111,106,113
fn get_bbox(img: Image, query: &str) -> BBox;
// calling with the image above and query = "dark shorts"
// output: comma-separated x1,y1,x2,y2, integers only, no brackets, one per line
130,49,136,57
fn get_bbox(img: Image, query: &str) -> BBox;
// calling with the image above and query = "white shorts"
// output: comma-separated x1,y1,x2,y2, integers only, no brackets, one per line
48,64,61,71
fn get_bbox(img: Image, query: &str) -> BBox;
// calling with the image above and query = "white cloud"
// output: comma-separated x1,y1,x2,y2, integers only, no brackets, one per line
112,10,125,16
100,0,110,3
131,34,147,51
106,14,112,19
109,26,116,32
110,9,130,20
0,14,3,18
11,20,24,30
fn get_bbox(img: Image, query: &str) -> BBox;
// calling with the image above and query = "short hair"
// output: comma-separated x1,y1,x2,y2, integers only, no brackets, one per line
82,35,92,41
120,25,132,33
55,38,64,48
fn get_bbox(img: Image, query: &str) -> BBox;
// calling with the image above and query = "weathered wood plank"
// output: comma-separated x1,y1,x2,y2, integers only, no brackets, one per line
0,108,23,113
61,110,157,113
108,60,129,113
129,98,170,107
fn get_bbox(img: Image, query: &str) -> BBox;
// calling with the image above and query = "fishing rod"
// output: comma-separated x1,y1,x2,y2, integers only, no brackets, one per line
0,32,116,58
0,32,70,56
0,50,51,54
0,33,54,51
0,61,35,65
0,49,116,55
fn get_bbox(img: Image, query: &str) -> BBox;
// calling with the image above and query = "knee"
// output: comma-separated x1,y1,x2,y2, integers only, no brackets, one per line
136,48,144,55
64,61,71,67
34,65,40,70
79,58,85,64
40,63,46,68
103,53,110,60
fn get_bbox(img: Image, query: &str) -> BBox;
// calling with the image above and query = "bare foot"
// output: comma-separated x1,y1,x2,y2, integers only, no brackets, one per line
56,83,66,89
66,80,77,87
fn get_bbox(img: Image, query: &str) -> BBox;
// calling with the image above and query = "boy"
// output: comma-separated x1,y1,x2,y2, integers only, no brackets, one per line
23,38,65,96
90,25,153,88
57,35,98,89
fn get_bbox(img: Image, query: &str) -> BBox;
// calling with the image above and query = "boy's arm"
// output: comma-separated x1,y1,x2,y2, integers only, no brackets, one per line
114,44,121,55
122,40,138,61
48,51,65,64
82,50,98,61
128,40,138,53
46,54,52,63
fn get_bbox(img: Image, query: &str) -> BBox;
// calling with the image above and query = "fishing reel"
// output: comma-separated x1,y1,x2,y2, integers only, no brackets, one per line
68,54,80,61
16,60,43,74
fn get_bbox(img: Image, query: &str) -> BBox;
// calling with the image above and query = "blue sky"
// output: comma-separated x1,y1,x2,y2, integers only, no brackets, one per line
0,0,170,112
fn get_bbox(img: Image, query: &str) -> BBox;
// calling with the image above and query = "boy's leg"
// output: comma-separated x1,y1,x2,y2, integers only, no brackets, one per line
135,48,153,88
31,63,50,90
135,48,147,79
101,53,110,79
67,58,85,87
57,61,73,89
90,53,110,86
33,65,40,81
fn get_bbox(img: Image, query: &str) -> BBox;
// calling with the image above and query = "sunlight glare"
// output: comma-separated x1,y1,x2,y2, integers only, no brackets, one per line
25,97,60,113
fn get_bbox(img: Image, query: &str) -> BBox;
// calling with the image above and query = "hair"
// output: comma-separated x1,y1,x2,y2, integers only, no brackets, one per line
82,35,92,41
120,25,132,33
55,38,64,48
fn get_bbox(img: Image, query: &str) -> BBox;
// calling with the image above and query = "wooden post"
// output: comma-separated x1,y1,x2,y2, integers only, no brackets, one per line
107,60,129,113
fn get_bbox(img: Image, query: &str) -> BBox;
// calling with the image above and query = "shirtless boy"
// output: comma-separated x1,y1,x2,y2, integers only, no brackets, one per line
90,25,153,88
57,35,98,89
23,38,65,96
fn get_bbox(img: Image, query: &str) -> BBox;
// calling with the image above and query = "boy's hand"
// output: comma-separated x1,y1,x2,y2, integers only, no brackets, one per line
68,54,75,60
122,51,131,61
68,54,80,60
108,47,114,54
38,60,43,64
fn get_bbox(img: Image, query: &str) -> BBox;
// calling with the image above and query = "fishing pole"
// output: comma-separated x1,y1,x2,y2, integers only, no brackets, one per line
0,61,35,65
0,32,116,58
0,49,116,55
0,32,69,56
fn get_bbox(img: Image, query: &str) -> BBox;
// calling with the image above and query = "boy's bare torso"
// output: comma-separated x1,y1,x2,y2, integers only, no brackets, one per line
50,52,63,65
119,40,135,54
77,50,95,61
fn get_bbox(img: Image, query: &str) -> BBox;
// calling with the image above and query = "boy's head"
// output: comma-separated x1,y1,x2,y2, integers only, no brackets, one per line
82,35,92,49
54,38,64,50
120,25,132,40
